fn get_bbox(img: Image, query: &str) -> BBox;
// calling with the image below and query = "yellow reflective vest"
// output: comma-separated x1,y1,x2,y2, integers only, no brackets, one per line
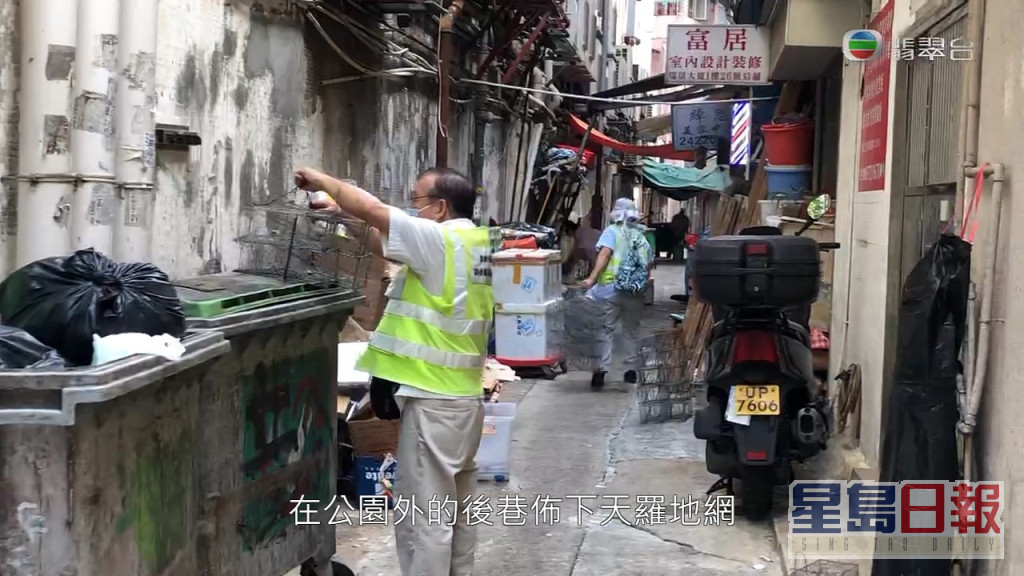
356,225,494,396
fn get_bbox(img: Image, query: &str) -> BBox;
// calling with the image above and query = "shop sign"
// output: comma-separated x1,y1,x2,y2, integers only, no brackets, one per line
858,1,894,192
665,25,771,85
671,102,731,151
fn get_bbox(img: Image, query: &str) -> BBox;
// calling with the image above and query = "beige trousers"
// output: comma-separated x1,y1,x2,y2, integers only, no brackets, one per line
394,397,484,576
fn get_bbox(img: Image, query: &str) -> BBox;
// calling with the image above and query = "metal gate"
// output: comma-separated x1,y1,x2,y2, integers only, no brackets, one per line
896,10,967,283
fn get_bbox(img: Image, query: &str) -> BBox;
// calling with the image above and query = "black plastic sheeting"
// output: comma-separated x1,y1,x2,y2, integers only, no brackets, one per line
0,249,187,367
874,234,971,576
0,325,65,369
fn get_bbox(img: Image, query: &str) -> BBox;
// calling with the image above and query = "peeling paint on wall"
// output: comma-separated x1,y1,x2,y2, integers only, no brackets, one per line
43,115,70,155
45,45,75,80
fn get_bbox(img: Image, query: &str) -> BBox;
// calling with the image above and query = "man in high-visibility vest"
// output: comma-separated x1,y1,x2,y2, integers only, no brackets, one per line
294,166,493,576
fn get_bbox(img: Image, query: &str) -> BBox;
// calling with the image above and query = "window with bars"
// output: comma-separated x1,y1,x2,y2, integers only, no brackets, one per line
654,0,682,17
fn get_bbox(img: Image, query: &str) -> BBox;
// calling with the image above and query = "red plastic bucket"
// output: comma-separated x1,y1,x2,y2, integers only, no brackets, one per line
761,122,814,165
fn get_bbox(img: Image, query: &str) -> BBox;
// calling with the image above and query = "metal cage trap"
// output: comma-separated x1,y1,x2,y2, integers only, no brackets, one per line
634,329,702,425
236,187,373,292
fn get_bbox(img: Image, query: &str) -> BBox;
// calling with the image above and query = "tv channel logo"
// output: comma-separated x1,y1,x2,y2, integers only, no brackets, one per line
843,29,884,62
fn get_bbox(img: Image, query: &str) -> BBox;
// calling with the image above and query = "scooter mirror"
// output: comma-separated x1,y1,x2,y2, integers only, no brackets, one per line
806,194,831,221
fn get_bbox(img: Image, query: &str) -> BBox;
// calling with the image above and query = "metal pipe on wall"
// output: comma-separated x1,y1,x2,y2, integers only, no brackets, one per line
70,0,119,255
113,0,159,262
435,0,465,167
16,0,78,266
956,0,986,232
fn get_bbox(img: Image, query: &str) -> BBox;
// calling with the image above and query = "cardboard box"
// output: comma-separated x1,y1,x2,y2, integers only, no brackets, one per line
348,417,400,457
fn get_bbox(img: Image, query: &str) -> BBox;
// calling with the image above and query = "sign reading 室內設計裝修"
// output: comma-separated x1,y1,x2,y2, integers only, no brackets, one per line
671,102,732,152
664,25,771,86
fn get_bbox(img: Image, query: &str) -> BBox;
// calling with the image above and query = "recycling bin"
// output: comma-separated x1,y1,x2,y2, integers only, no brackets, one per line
0,331,230,576
175,272,363,575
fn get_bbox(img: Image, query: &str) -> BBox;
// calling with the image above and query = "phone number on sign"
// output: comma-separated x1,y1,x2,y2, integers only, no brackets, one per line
291,494,736,527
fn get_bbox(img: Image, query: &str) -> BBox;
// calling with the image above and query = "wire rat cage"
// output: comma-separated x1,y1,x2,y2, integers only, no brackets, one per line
634,329,703,424
236,186,373,293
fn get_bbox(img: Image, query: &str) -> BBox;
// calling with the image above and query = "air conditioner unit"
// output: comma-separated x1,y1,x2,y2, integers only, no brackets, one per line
688,0,709,21
614,45,633,87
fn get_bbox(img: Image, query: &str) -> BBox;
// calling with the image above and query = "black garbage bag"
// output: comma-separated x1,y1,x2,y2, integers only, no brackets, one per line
874,234,970,576
0,325,65,369
0,249,187,366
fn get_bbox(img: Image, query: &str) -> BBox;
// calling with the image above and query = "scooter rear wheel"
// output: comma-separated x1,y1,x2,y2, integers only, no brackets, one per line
739,466,774,521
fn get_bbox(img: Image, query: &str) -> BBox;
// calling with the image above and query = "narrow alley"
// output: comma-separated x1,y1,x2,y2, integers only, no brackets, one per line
329,266,783,576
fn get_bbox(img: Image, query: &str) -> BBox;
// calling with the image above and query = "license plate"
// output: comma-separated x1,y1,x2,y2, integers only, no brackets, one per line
733,385,781,416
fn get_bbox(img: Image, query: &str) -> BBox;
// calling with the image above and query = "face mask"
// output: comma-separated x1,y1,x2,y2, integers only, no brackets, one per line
405,202,439,219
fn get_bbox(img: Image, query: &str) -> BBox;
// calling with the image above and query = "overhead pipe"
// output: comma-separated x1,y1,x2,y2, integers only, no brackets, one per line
16,0,78,266
70,0,120,255
435,0,466,167
113,0,159,262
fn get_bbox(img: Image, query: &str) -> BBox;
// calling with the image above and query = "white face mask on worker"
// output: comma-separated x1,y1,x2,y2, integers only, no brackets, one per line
406,202,438,219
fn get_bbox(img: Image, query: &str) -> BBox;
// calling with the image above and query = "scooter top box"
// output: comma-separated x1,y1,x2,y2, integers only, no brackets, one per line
692,235,821,308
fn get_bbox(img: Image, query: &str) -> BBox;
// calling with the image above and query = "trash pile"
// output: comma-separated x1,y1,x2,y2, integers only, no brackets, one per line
0,248,188,369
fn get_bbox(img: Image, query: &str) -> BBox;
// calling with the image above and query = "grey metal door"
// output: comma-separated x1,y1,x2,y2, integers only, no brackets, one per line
898,13,967,284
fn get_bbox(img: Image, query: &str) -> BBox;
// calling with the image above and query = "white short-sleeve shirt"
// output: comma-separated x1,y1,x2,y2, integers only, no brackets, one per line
380,206,482,403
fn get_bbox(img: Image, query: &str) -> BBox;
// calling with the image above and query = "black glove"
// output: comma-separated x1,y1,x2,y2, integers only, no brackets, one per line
369,377,402,420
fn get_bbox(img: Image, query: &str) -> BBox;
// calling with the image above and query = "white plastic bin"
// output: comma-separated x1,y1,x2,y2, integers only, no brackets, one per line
492,249,563,305
494,299,563,363
477,402,516,481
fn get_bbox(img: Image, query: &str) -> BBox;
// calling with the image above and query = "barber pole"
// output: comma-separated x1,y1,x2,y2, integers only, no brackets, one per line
730,102,751,166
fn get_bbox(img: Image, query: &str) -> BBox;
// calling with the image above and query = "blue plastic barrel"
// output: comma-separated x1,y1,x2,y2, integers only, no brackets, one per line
764,165,812,200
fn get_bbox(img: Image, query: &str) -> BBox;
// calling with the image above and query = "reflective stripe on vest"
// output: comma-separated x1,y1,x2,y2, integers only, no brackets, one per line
356,225,494,396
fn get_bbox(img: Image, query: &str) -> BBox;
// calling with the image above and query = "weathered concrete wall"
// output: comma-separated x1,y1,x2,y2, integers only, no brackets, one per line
0,0,20,276
0,1,517,281
972,0,1024,573
150,0,323,278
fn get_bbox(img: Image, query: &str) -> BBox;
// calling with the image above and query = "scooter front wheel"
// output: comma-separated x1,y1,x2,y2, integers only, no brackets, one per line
739,465,775,521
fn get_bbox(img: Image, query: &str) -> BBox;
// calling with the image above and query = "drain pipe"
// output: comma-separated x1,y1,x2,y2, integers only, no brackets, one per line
15,0,78,266
471,37,489,224
961,163,1004,488
70,0,119,254
112,0,159,263
436,0,465,168
956,0,986,233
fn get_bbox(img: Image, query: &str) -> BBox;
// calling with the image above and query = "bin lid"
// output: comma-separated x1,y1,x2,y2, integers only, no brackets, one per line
174,272,341,318
492,249,562,263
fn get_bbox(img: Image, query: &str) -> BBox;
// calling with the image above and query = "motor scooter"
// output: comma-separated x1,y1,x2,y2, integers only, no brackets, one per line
691,194,840,520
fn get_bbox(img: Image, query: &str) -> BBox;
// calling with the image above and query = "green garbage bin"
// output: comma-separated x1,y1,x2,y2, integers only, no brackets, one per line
174,272,363,575
644,230,657,255
0,331,230,576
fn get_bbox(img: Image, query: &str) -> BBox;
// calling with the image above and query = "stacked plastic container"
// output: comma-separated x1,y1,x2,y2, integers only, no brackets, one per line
490,249,564,370
762,120,814,201
477,402,516,482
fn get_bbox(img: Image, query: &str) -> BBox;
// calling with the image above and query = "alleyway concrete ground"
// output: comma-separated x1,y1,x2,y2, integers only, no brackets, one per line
330,264,785,575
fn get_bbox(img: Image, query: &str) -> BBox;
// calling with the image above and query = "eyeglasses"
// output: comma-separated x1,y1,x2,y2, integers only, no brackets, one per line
411,194,439,203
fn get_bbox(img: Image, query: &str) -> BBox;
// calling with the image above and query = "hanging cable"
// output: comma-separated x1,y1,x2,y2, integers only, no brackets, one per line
457,78,780,107
303,9,436,80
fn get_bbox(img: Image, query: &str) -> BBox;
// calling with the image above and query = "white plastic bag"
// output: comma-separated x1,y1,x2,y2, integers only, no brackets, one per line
91,333,186,366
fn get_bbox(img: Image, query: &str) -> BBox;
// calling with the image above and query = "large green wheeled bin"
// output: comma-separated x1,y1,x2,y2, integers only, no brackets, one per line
174,272,363,575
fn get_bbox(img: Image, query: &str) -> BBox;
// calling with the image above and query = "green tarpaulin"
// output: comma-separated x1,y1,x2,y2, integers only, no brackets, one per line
640,159,730,201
